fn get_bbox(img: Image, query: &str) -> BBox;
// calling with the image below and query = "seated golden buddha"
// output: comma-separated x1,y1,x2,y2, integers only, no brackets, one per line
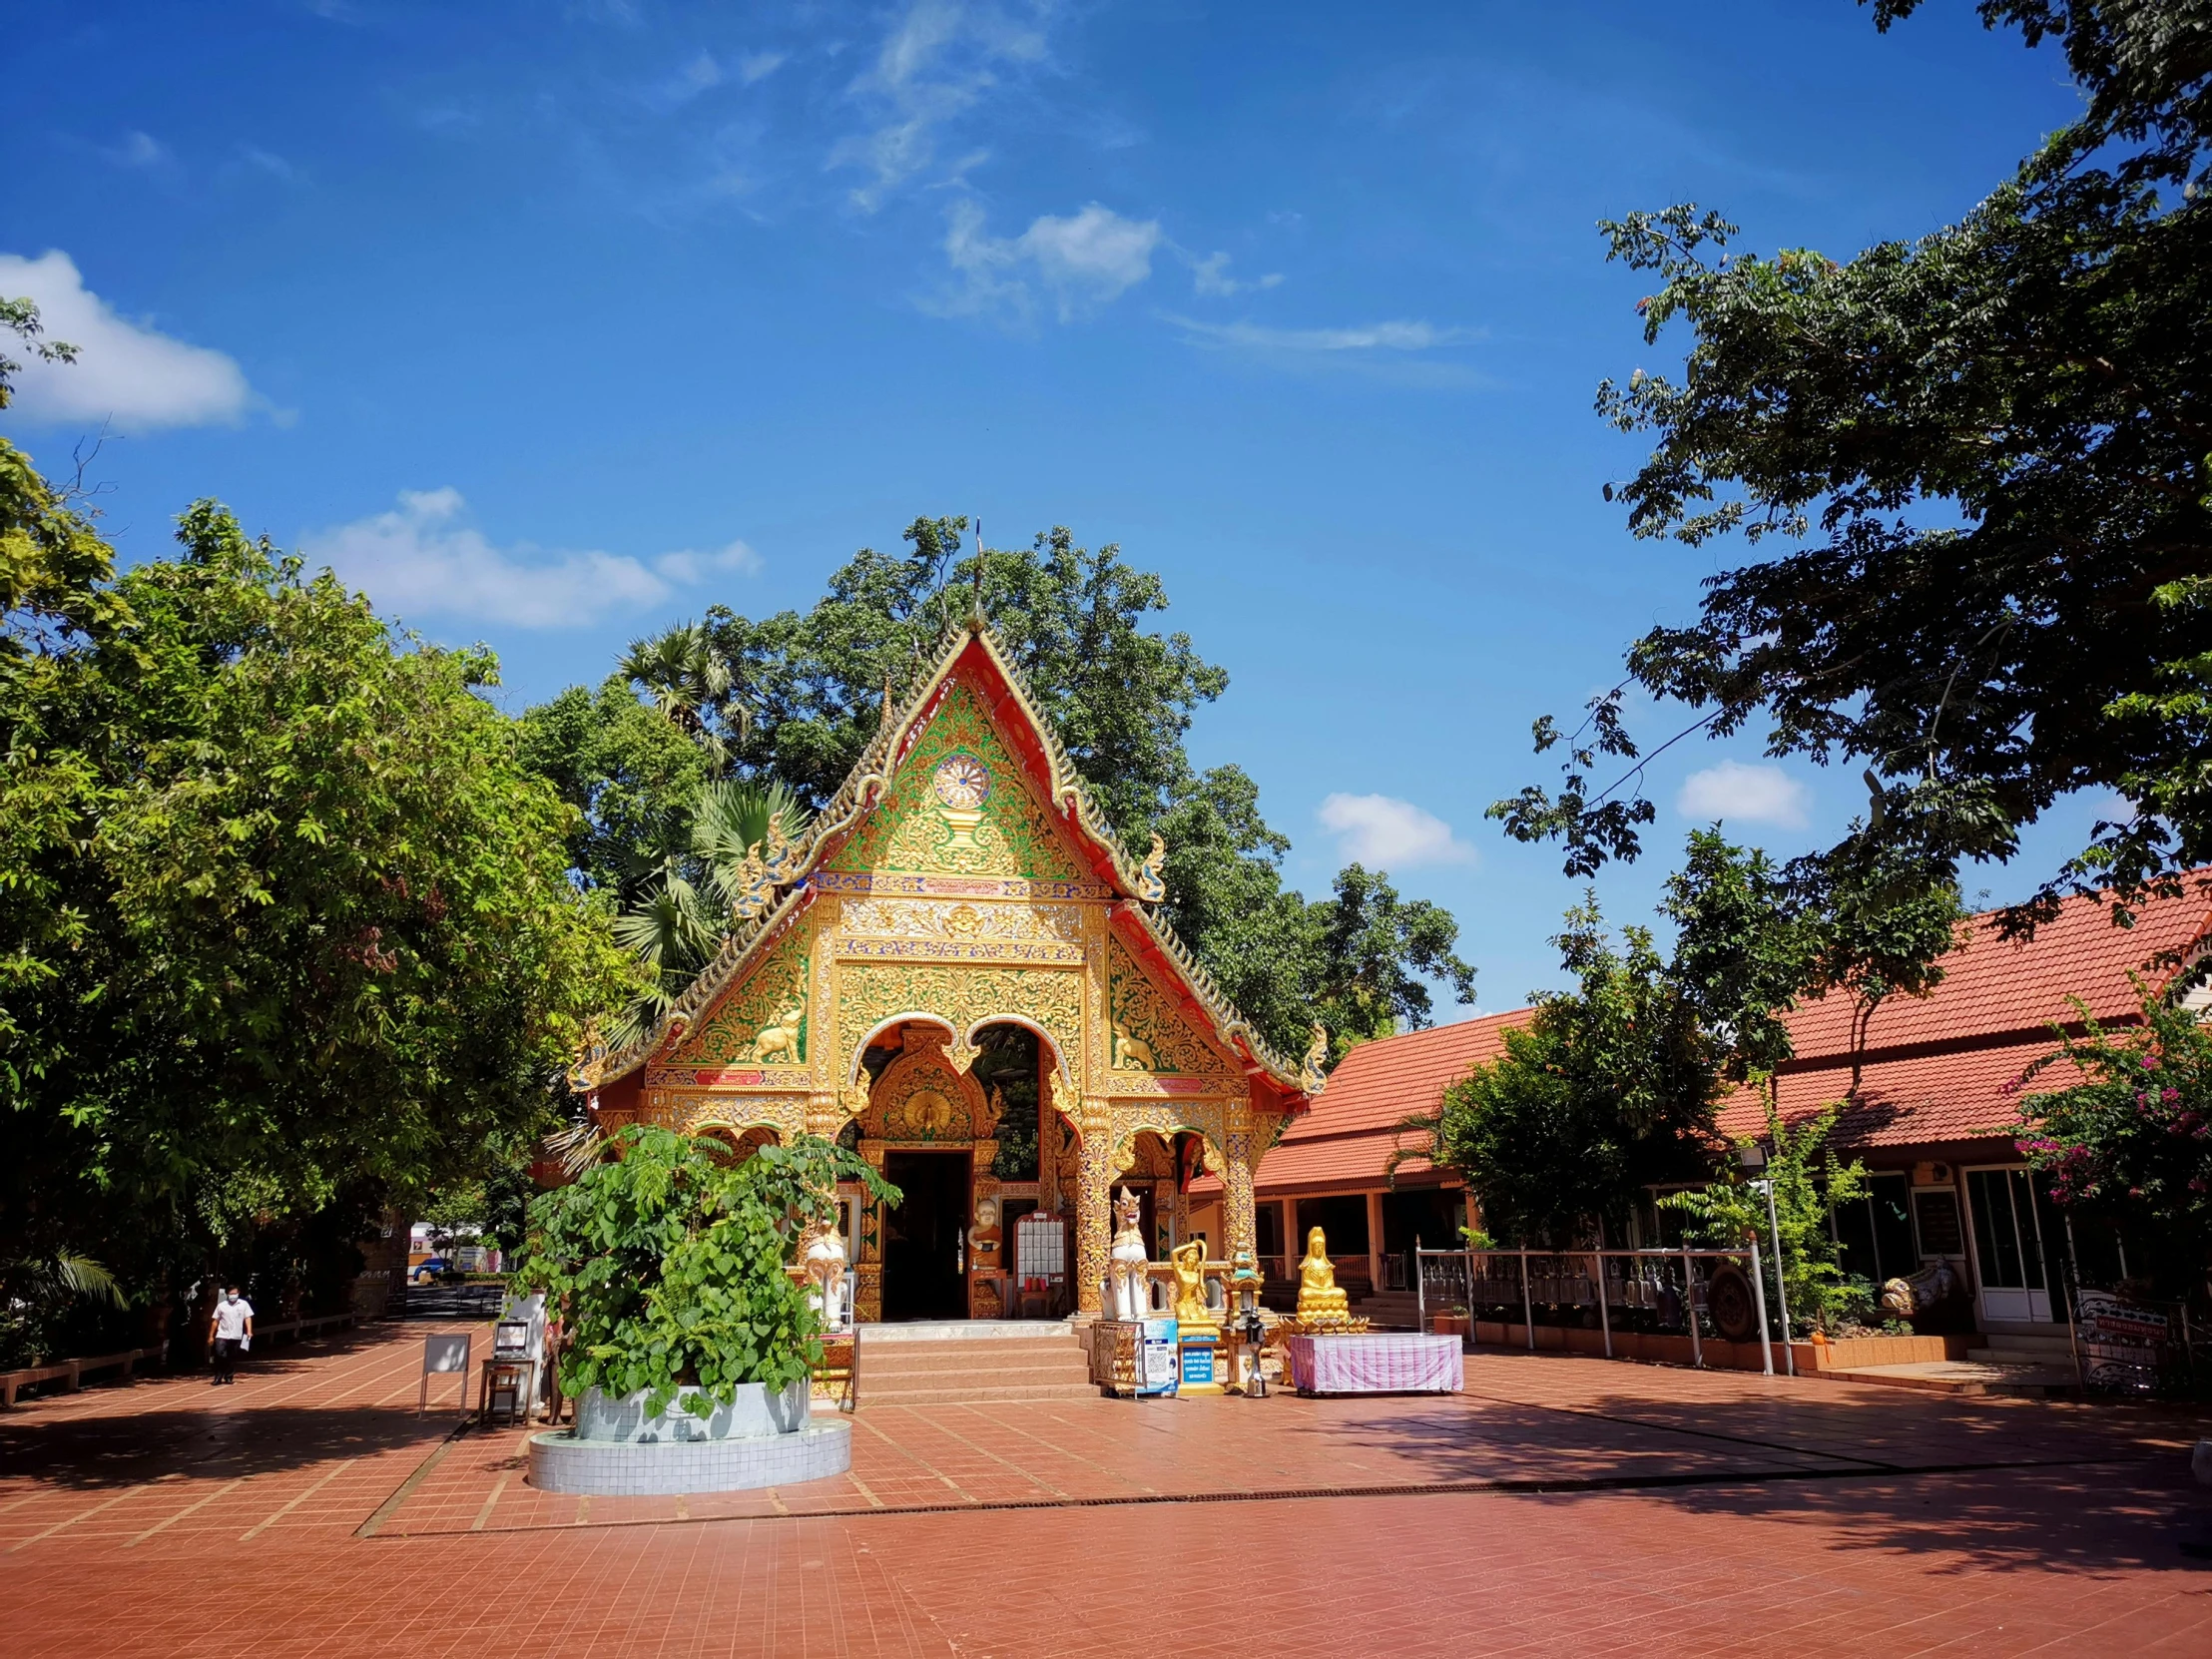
1296,1226,1351,1322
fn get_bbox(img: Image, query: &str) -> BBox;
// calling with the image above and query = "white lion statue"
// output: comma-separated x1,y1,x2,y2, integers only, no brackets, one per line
800,1214,850,1331
1106,1186,1151,1322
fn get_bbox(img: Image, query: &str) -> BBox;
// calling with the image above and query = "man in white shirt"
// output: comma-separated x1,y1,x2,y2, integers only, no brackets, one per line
209,1287,254,1385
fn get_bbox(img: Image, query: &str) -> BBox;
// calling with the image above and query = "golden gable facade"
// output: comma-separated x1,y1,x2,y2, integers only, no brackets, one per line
574,619,1320,1323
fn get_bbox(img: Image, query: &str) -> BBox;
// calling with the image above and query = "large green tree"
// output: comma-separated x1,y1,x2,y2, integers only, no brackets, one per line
1492,0,2211,937
1430,898,1714,1245
1,470,631,1311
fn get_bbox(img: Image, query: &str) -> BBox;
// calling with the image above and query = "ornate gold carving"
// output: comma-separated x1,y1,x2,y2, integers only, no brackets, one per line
857,1044,985,1146
1110,1020,1156,1072
832,680,1083,881
1105,934,1236,1079
669,931,812,1071
835,962,1084,1088
900,1088,956,1137
1107,1103,1231,1183
837,896,1087,943
677,1092,808,1143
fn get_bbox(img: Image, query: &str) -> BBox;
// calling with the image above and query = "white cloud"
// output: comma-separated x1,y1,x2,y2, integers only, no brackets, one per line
301,488,761,630
831,0,1051,209
238,146,299,182
103,130,174,171
738,50,788,85
654,50,725,107
1318,794,1477,869
1675,761,1813,830
1191,252,1284,297
937,200,1159,323
1165,314,1481,352
0,251,255,430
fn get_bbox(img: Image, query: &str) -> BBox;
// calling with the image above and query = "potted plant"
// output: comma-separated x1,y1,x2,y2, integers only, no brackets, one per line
516,1125,895,1435
1430,1304,1471,1339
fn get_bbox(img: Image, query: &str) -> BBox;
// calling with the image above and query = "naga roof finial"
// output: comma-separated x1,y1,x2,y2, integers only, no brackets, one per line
1300,1021,1330,1093
1136,831,1167,903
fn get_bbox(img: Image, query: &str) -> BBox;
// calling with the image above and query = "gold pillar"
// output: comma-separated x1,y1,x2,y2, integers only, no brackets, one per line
1225,1129,1258,1261
1075,1112,1112,1316
1036,1046,1058,1216
856,1137,886,1324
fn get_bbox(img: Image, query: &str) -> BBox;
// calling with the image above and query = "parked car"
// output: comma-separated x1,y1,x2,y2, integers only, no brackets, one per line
411,1257,455,1284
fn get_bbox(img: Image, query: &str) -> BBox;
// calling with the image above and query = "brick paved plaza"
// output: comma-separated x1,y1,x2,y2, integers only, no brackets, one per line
3,1320,2209,1657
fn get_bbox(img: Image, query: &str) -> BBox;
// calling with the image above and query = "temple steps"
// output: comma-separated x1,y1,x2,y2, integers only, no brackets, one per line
855,1326,1095,1407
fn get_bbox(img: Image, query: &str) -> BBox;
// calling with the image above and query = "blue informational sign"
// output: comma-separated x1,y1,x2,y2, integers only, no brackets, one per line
1180,1343,1215,1386
1137,1318,1179,1396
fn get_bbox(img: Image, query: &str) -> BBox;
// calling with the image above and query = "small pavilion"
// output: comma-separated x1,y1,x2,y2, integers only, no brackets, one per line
572,616,1322,1326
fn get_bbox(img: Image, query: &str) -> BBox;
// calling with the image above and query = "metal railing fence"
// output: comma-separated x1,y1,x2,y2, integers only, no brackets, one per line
1414,1244,1786,1375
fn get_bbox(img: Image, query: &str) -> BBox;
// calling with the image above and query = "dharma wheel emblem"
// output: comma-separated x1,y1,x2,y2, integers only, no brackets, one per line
932,753,989,810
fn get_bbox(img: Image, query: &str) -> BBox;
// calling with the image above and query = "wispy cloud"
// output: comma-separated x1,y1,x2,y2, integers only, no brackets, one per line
101,130,175,172
1318,794,1477,869
830,0,1054,210
652,50,726,108
1190,252,1283,297
238,146,300,182
934,200,1159,324
0,251,255,430
1165,315,1482,352
738,51,788,86
302,488,761,629
1675,761,1812,830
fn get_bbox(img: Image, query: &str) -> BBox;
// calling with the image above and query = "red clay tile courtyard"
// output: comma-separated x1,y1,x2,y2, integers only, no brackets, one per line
3,1319,2209,1656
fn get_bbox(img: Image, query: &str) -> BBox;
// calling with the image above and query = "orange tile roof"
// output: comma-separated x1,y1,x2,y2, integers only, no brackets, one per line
1196,881,2211,1192
1714,1036,2099,1149
1191,1010,1537,1196
1778,885,2209,1060
1716,882,2209,1151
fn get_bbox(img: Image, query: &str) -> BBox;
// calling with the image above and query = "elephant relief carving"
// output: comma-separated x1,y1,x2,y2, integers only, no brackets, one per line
750,1002,805,1064
1110,1021,1156,1072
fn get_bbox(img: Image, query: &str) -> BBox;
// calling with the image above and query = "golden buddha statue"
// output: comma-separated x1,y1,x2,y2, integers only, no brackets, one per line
1296,1226,1351,1323
1169,1238,1215,1333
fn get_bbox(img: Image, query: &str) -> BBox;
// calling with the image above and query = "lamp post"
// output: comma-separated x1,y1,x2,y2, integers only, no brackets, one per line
1228,1250,1267,1396
1738,1142,1794,1377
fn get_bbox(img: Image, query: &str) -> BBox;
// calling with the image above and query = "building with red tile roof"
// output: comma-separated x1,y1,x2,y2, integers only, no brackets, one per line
1189,1009,1533,1296
1195,881,2209,1339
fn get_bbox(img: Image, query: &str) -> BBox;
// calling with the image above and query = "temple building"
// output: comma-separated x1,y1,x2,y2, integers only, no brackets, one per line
571,615,1323,1326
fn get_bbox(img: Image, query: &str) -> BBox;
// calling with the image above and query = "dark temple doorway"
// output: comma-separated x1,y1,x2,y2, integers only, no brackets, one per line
880,1150,972,1322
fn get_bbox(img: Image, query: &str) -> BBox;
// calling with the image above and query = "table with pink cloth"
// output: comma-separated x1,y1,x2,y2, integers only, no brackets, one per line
1282,1332,1464,1394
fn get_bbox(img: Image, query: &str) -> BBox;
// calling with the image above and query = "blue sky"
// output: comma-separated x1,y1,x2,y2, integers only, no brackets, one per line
3,1,2101,1013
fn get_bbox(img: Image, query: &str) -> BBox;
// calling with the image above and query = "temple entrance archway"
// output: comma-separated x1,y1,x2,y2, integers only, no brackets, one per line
879,1148,972,1321
843,1014,1077,1322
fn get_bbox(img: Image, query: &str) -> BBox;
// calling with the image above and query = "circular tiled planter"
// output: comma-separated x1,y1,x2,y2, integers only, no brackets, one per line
528,1381,850,1495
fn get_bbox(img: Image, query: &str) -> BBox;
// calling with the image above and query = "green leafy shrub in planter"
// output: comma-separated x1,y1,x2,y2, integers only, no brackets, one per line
516,1126,896,1416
